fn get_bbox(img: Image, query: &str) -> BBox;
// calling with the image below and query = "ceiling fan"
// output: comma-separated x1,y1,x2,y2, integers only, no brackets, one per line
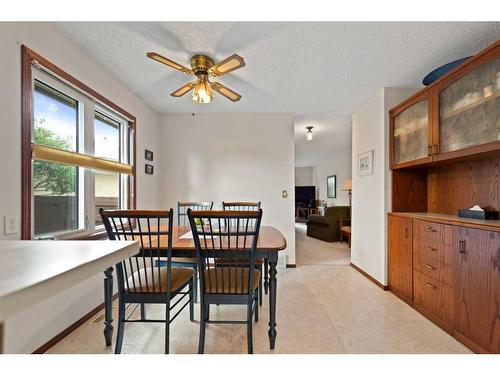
147,52,246,104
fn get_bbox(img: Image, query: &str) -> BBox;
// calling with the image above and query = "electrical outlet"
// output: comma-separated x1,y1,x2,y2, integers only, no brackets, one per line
4,215,18,235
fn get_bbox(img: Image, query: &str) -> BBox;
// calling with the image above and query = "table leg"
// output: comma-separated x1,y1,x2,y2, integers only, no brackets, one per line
268,260,277,350
103,267,114,347
264,258,269,294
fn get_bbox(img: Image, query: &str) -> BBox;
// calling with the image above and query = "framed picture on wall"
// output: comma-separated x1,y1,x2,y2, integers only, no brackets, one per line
358,149,373,176
327,175,336,198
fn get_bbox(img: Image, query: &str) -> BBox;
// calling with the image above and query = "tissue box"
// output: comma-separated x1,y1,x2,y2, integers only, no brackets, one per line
458,208,499,220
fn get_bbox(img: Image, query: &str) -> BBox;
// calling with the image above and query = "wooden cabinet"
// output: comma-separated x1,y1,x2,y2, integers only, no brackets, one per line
390,40,500,169
453,226,500,353
388,213,500,353
388,215,413,302
391,92,432,167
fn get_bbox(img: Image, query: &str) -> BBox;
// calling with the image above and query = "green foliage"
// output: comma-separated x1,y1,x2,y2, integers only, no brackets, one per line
33,119,76,195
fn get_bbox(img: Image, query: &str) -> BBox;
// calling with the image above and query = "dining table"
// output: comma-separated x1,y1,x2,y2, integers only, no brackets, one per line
101,225,287,350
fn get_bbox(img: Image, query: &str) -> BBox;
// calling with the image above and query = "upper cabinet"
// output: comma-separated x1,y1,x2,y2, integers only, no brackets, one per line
434,52,500,158
390,40,500,169
392,93,431,166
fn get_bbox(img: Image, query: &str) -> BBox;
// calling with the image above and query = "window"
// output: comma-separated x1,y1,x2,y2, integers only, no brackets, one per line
22,46,136,239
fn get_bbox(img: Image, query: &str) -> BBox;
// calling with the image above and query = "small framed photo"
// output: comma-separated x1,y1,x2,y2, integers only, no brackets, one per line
327,175,336,198
145,149,154,161
145,164,154,175
358,150,373,176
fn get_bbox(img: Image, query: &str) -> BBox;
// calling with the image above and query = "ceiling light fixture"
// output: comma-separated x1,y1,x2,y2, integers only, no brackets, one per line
192,75,213,104
146,52,245,104
306,126,314,141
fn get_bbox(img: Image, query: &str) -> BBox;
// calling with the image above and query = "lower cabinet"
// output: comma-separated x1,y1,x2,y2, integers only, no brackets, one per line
453,226,500,353
388,216,413,302
388,214,500,353
413,271,454,333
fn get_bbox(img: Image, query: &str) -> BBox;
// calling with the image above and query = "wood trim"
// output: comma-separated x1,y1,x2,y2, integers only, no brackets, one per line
350,262,389,290
32,293,118,354
286,264,296,268
21,46,33,240
453,330,490,354
21,45,137,239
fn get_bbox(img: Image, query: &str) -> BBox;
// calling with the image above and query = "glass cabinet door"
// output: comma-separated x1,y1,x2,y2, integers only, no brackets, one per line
393,99,430,164
439,57,500,153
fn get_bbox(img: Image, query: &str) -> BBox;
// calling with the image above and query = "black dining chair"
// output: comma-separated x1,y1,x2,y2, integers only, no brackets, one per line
188,209,263,354
222,201,265,305
156,201,214,303
100,208,194,354
162,201,214,303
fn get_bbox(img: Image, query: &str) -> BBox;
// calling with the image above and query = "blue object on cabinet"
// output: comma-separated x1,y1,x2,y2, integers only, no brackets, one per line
422,56,471,86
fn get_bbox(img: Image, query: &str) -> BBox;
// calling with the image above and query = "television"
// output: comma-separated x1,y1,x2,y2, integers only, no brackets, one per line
295,186,316,207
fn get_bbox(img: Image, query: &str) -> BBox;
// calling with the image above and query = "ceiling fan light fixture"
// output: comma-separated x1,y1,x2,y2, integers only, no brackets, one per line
192,75,213,104
306,126,314,141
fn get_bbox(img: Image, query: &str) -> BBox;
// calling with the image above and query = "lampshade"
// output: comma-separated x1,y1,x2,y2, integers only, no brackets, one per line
192,75,213,104
342,179,352,191
306,126,313,141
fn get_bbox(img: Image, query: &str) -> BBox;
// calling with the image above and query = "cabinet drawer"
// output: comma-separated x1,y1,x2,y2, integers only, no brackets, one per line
414,271,453,329
414,252,453,287
415,220,443,242
414,236,453,266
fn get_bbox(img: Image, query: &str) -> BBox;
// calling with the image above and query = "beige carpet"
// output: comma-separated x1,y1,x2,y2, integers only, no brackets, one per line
295,222,351,265
46,265,470,354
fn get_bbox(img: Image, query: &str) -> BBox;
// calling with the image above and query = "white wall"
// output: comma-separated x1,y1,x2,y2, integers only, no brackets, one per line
351,87,419,285
157,113,296,265
312,148,352,207
0,22,160,353
294,167,313,186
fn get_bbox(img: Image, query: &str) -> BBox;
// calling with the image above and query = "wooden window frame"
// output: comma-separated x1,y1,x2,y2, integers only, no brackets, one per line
21,45,137,240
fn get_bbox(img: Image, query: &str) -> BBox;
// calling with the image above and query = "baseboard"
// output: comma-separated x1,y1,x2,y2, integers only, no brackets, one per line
286,264,296,268
32,293,118,354
350,262,388,290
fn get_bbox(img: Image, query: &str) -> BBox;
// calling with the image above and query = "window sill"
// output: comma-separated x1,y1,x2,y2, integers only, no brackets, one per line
73,230,109,240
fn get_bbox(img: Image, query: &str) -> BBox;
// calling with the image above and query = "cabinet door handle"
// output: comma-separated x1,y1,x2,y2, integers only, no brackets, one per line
424,264,435,270
427,145,433,157
459,240,466,254
433,145,439,155
424,227,437,232
425,283,436,289
424,245,437,251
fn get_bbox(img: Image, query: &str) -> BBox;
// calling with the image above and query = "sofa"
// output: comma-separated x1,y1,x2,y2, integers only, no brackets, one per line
306,206,350,242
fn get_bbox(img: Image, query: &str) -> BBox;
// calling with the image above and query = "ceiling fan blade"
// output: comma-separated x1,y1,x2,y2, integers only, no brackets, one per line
147,52,192,75
170,82,195,97
211,82,242,102
209,54,245,77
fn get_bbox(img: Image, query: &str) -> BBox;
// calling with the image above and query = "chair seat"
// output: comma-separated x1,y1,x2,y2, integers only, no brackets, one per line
126,267,193,293
204,267,261,294
171,257,198,264
340,226,351,234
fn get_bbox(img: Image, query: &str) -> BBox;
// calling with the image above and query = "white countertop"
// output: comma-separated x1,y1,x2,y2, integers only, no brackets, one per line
0,240,139,320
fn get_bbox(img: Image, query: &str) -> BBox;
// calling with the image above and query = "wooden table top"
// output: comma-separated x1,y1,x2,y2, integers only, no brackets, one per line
0,240,139,319
170,225,287,251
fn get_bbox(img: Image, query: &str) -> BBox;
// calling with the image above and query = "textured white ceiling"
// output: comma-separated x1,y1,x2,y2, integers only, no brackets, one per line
56,22,499,166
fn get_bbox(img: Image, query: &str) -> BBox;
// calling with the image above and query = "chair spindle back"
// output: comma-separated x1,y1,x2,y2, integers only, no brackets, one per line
178,201,214,227
187,209,263,295
100,209,174,295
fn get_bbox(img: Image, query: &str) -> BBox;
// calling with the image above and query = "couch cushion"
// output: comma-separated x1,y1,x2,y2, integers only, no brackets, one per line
307,215,330,226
